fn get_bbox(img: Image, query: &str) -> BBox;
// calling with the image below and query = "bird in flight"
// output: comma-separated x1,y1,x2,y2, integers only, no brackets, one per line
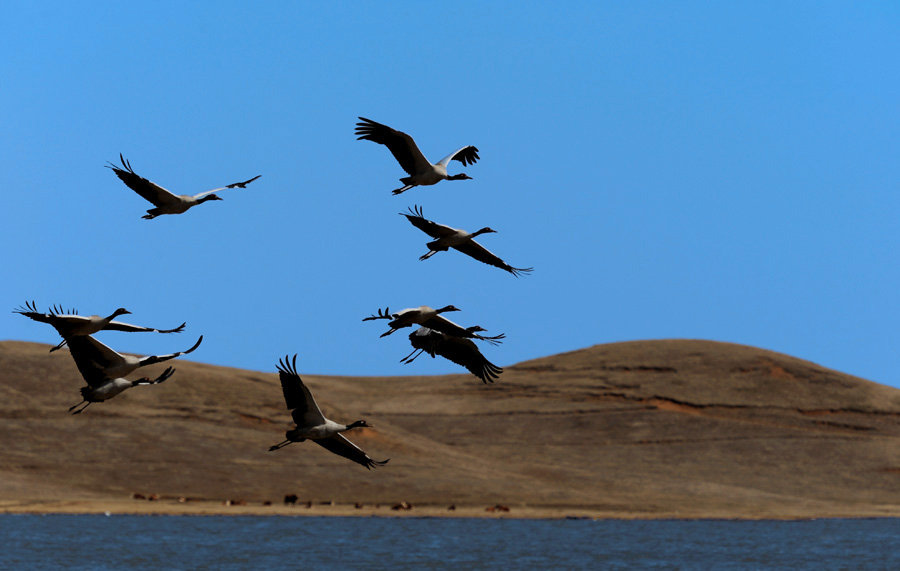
401,326,504,384
355,117,478,195
107,154,260,219
363,305,506,345
62,333,182,415
268,354,389,470
13,301,186,352
401,205,533,277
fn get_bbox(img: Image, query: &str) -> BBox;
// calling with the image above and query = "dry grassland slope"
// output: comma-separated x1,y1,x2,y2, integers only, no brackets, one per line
2,339,900,518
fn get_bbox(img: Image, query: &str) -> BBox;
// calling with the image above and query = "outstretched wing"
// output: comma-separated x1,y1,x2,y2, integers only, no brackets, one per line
453,240,533,277
134,366,176,386
193,174,262,199
355,117,430,176
139,336,203,367
408,328,502,384
13,302,96,346
65,335,124,388
436,336,503,384
276,354,326,427
422,314,470,337
436,145,479,168
314,434,389,470
107,154,180,207
103,320,186,334
12,300,55,325
226,174,261,189
400,205,457,239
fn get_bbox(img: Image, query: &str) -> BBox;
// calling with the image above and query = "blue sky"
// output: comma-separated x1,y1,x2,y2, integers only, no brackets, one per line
2,2,898,387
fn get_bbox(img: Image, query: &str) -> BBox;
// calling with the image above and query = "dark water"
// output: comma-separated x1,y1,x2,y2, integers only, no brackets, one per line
2,515,899,570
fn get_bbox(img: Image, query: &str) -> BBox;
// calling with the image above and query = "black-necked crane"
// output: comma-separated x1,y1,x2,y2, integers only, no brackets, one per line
64,333,202,379
107,154,261,219
13,301,186,352
355,117,479,195
401,205,533,277
363,305,505,345
400,327,503,384
268,354,389,470
63,334,186,414
67,364,175,415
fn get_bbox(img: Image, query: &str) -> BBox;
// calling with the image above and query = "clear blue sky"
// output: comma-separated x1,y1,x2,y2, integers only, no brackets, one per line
2,2,898,387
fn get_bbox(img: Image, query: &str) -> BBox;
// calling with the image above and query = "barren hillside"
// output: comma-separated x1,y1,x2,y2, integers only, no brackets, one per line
2,339,900,518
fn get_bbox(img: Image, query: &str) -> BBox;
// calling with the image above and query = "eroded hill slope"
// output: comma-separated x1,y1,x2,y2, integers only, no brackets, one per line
2,339,899,518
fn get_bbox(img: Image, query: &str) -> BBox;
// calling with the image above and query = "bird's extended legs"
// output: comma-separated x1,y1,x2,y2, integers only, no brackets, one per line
49,339,68,353
399,348,425,364
391,184,414,195
68,400,91,414
268,440,292,452
419,250,438,261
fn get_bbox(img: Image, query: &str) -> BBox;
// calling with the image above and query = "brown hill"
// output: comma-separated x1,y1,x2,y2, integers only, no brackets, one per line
2,339,900,518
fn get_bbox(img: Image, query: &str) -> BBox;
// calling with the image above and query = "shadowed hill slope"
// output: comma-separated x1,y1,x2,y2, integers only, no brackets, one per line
2,339,900,518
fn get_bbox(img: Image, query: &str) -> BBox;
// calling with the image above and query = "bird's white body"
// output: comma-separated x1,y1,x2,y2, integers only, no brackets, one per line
384,305,461,334
289,419,352,441
153,195,206,216
409,162,449,187
391,305,441,327
102,353,149,379
86,378,137,401
426,227,476,251
51,313,119,336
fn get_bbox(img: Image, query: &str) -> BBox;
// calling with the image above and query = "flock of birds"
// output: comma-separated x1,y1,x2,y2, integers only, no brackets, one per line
15,117,532,469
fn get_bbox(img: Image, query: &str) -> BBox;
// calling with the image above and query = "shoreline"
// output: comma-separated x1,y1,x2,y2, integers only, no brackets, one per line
3,499,900,520
0,499,607,519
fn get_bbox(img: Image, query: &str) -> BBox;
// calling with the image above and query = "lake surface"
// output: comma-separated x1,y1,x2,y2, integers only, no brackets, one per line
2,515,899,569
